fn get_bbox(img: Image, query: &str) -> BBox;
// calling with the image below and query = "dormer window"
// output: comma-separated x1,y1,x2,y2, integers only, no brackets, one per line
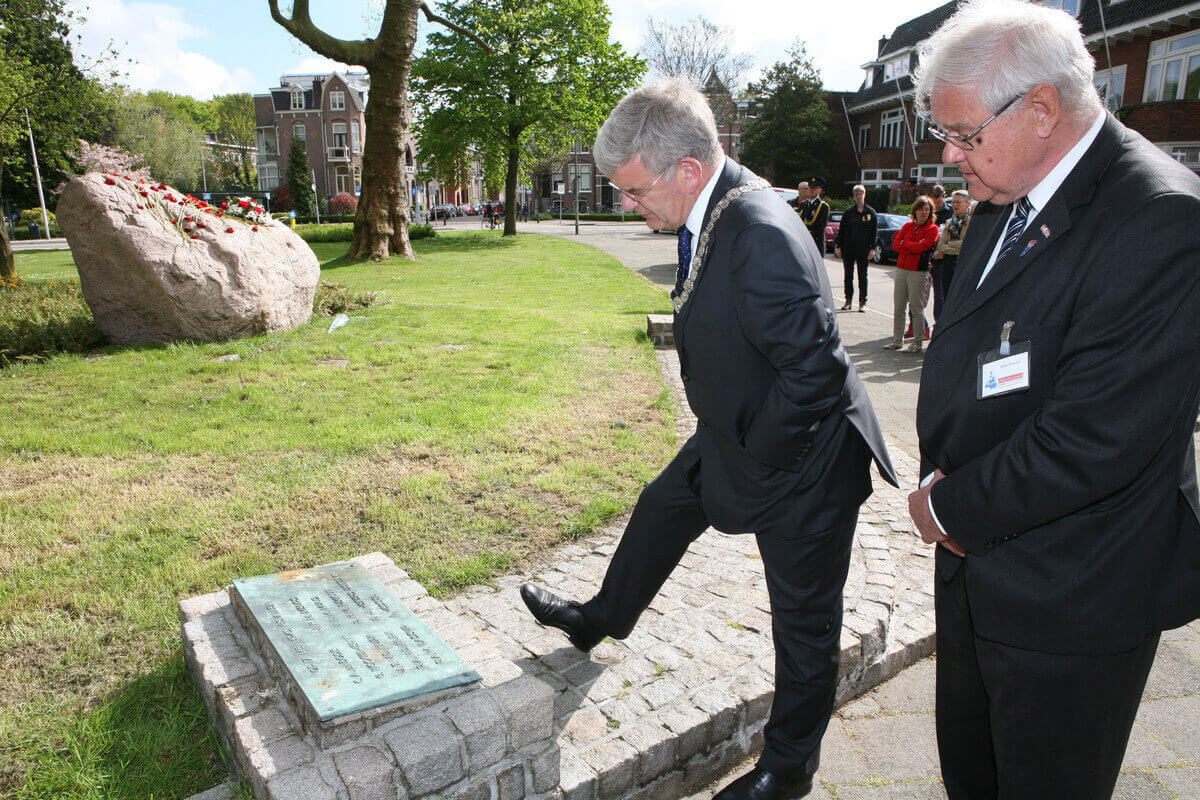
882,54,909,82
290,87,304,110
331,91,345,110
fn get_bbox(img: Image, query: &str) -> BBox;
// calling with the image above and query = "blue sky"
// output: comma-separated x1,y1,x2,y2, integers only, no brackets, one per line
70,0,950,99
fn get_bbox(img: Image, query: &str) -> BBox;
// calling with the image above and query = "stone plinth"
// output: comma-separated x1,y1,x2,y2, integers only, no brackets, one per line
647,315,674,348
181,554,557,800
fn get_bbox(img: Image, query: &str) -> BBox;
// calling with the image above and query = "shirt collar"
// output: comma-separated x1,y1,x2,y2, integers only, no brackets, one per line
1022,111,1105,217
684,154,727,238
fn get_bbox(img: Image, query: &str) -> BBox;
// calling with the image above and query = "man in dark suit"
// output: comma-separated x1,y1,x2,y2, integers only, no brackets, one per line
520,78,896,800
907,2,1200,798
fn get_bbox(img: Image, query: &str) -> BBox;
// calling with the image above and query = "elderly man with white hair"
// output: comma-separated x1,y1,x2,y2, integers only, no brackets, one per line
520,78,896,800
906,1,1200,798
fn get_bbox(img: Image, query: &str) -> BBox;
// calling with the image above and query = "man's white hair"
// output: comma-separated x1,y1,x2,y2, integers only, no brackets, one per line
914,0,1102,124
593,78,722,178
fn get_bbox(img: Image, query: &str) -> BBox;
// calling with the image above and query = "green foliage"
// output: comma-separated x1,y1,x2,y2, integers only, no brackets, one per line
0,278,105,364
294,223,436,243
866,187,892,215
17,209,56,227
0,0,116,211
106,87,206,188
414,0,645,230
738,42,836,188
286,139,316,217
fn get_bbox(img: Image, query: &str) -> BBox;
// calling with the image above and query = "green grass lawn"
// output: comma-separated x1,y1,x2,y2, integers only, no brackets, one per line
0,234,675,799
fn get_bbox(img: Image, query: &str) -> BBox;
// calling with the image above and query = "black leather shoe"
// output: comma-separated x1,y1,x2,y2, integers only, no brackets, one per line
713,767,813,800
519,583,604,652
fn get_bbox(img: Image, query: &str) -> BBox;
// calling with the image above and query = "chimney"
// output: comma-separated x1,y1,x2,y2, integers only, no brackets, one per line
878,36,889,56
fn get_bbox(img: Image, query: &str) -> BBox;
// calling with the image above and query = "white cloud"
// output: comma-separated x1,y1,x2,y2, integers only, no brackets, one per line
288,56,356,75
606,0,948,91
71,0,259,98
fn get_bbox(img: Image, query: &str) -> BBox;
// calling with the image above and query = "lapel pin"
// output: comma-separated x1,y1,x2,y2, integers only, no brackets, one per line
1021,240,1036,257
1040,224,1051,238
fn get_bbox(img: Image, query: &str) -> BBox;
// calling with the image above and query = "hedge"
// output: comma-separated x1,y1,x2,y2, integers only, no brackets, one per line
293,223,435,243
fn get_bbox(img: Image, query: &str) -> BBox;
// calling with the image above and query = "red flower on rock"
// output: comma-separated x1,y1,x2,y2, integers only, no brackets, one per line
238,200,251,209
251,226,259,231
220,201,228,210
104,177,116,185
191,234,200,240
225,227,235,233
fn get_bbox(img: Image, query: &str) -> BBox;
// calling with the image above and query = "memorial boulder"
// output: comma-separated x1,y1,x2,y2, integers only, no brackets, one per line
56,172,319,344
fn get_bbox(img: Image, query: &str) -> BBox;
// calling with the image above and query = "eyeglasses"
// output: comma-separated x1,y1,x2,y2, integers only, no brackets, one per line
926,93,1025,151
610,165,674,205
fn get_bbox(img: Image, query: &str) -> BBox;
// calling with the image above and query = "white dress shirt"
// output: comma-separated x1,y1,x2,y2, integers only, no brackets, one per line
683,155,727,263
975,112,1106,288
927,111,1106,539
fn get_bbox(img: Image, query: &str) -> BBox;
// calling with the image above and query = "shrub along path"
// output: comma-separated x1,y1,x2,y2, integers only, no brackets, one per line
0,232,676,799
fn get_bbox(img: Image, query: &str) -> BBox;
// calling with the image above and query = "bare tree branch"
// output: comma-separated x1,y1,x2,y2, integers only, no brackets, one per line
267,0,376,65
420,1,493,52
640,15,752,92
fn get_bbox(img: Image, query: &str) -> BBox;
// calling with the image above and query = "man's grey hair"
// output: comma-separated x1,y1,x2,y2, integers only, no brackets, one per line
593,78,723,178
914,0,1102,125
853,184,866,193
951,189,972,202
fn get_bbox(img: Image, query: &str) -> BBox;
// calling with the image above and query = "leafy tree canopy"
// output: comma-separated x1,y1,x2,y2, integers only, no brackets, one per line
414,0,644,234
738,42,836,189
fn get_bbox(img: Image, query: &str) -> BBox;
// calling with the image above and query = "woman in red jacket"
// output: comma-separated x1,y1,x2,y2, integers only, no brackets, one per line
884,195,940,353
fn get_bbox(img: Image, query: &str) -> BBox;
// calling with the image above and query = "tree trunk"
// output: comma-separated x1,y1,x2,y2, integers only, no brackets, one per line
0,224,14,282
349,12,419,260
503,130,520,237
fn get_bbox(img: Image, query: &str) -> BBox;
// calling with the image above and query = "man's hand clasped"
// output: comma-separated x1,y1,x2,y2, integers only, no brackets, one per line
907,468,966,557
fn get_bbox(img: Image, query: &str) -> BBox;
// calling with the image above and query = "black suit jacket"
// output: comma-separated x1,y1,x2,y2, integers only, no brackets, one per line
917,114,1200,654
674,159,896,537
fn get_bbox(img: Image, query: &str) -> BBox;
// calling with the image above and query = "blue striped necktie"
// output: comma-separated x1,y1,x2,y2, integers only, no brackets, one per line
996,196,1033,264
675,226,693,295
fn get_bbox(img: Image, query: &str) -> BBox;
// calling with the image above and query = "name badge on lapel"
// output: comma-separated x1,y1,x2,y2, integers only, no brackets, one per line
977,321,1031,400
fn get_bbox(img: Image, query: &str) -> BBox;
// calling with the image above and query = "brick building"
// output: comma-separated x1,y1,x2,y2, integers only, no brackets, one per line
253,72,381,201
843,0,1200,195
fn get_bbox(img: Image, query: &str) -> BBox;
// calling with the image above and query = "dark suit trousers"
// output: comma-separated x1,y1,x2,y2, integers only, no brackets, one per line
936,557,1158,800
931,257,957,321
579,445,859,779
842,253,870,305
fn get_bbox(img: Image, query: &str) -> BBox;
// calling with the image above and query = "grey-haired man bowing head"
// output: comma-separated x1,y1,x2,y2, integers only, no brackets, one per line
520,78,896,800
908,1,1200,798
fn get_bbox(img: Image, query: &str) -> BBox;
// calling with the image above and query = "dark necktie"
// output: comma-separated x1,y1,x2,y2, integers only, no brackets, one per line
675,226,693,295
996,196,1033,264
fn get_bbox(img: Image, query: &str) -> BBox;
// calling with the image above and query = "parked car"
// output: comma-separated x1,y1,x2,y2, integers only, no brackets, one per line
824,211,843,252
458,204,473,215
430,204,457,220
872,213,912,265
772,186,800,207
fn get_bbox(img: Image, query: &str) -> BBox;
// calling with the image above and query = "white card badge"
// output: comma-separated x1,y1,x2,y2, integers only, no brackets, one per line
976,321,1032,400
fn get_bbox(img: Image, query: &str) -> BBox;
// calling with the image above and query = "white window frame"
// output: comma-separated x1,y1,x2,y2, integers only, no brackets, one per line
330,91,345,110
880,108,903,149
914,115,928,142
255,126,278,156
351,122,361,153
857,124,871,151
331,122,348,149
882,54,909,82
293,123,306,143
1094,65,1127,111
257,162,280,191
290,87,304,110
1145,30,1200,101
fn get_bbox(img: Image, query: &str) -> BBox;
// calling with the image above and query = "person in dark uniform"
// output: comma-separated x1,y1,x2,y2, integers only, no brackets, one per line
834,184,878,311
520,79,896,800
798,176,830,255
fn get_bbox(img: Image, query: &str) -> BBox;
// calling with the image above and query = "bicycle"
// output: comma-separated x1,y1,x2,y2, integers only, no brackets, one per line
481,215,499,230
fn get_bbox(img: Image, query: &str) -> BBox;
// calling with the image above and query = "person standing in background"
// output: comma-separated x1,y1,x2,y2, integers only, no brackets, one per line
835,184,878,311
798,176,830,255
931,190,973,318
885,195,939,353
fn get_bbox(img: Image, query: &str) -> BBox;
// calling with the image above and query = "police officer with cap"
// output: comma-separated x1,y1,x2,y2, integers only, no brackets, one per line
798,175,830,255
